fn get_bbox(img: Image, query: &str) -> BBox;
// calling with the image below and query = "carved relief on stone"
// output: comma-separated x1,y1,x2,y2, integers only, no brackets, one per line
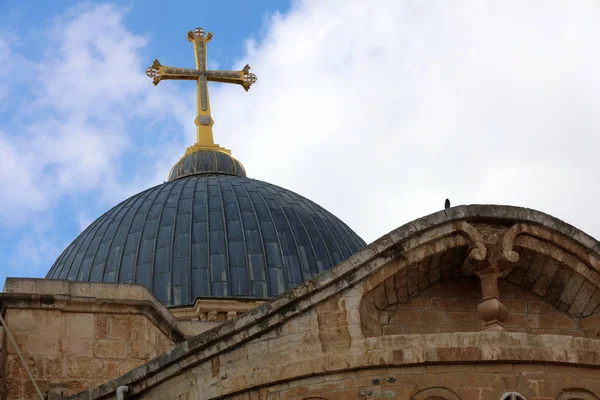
453,221,526,330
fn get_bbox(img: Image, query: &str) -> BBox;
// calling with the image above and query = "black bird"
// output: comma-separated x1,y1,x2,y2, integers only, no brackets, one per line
445,199,450,209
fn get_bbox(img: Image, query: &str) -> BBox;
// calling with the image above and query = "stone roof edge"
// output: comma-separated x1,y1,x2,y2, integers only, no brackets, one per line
0,278,186,343
68,204,600,399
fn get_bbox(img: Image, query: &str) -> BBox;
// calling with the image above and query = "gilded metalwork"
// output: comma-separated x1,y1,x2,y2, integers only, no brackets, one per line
145,27,258,162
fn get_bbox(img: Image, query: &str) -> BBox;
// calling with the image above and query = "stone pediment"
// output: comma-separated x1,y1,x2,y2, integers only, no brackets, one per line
66,205,600,399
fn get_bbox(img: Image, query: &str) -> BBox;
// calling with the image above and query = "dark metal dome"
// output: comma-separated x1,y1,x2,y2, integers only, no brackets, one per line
46,175,366,306
169,149,246,181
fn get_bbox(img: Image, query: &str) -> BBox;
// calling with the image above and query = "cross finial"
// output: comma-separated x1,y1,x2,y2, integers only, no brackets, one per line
146,27,257,156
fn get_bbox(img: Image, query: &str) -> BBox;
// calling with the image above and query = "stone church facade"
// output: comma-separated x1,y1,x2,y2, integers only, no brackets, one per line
1,205,600,399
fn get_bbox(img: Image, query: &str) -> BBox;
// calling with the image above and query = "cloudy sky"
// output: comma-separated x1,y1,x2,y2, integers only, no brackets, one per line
0,0,599,288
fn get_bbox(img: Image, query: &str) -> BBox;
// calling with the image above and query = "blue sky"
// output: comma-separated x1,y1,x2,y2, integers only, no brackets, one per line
1,1,600,289
0,0,290,286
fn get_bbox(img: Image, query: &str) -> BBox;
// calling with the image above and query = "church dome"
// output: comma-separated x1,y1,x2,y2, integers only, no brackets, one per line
46,174,366,306
46,26,366,307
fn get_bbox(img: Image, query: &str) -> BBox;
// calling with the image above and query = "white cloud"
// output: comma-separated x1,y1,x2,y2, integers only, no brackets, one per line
209,0,600,243
3,0,600,284
0,4,193,225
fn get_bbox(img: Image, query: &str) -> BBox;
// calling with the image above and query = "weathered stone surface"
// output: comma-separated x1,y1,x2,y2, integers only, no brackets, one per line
10,205,600,400
65,313,95,338
0,280,181,400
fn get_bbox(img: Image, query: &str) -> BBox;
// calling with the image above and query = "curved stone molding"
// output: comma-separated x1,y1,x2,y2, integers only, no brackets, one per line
491,376,537,400
452,221,487,275
412,387,462,400
556,388,600,400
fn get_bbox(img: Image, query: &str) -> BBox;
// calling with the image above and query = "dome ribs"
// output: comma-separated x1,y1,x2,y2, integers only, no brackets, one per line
103,191,151,283
294,196,335,274
48,201,104,280
273,188,316,283
249,182,288,297
116,187,160,284
208,175,229,297
82,195,136,282
47,176,367,306
237,179,269,298
171,178,196,306
129,186,162,290
141,182,178,302
220,177,251,297
158,180,186,305
259,184,303,288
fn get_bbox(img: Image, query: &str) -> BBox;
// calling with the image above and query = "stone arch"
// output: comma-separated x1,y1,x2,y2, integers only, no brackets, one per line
491,375,538,399
556,388,600,400
412,387,462,400
359,215,600,338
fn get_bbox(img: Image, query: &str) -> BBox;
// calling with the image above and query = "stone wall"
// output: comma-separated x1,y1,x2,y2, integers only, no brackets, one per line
129,289,600,400
0,279,184,399
228,364,600,400
370,277,587,337
60,206,600,400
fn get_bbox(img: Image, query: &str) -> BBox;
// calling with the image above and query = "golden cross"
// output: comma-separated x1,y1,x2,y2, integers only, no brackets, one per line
145,27,257,155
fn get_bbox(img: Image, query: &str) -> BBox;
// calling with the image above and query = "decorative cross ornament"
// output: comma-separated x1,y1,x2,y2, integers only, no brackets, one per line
146,27,257,155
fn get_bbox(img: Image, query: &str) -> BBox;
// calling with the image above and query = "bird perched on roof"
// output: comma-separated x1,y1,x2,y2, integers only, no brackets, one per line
445,199,450,209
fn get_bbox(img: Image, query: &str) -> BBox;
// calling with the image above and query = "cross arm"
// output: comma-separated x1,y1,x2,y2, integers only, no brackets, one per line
205,65,257,92
145,59,202,86
146,60,257,91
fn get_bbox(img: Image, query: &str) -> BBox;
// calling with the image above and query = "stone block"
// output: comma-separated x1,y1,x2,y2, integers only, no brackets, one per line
128,339,150,359
446,311,483,328
117,359,142,376
3,278,36,293
65,313,95,337
24,378,49,400
431,297,477,311
5,332,29,354
501,298,528,313
68,281,94,297
527,313,578,330
397,297,431,310
527,300,557,314
35,279,69,295
44,356,64,379
118,284,147,301
102,360,121,378
60,336,94,358
94,339,128,359
110,314,147,340
95,314,109,339
28,334,60,355
6,309,64,335
91,282,120,299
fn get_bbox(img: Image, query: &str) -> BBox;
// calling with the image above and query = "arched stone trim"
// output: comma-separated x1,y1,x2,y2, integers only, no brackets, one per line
508,235,600,317
491,375,537,399
556,388,600,400
412,387,462,400
360,214,600,336
504,223,600,275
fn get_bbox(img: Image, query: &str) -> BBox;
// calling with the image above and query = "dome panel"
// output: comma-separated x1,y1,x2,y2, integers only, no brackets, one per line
47,175,366,306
